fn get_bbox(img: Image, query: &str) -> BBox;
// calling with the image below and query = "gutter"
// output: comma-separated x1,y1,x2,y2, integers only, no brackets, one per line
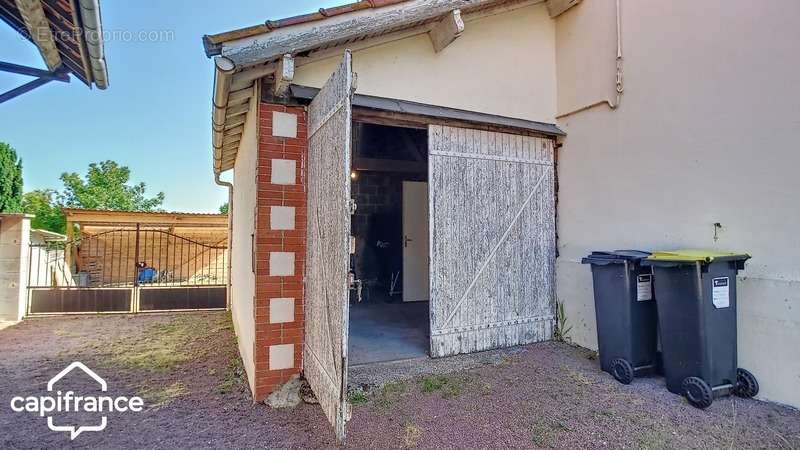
77,0,108,89
212,57,236,174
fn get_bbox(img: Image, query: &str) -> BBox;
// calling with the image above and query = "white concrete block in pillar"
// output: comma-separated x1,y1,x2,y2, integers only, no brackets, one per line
272,112,298,138
269,252,295,276
269,343,294,370
270,159,296,185
270,206,295,230
269,297,295,324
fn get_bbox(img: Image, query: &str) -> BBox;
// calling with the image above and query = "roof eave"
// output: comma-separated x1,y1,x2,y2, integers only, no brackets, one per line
215,0,510,68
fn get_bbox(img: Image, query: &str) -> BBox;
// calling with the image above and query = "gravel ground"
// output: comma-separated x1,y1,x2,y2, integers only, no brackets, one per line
0,312,798,449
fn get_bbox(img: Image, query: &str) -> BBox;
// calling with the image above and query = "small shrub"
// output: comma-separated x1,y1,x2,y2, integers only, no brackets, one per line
348,390,368,406
554,301,572,342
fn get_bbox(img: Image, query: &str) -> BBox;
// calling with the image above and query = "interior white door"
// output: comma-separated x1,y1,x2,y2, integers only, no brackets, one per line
402,181,430,302
303,50,354,442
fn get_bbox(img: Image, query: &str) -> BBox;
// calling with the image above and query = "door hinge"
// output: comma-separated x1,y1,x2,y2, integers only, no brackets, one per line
348,198,357,215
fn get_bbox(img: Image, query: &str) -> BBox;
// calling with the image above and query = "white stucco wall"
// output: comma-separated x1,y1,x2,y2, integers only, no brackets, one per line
0,215,31,322
555,0,800,407
230,93,259,393
293,3,557,123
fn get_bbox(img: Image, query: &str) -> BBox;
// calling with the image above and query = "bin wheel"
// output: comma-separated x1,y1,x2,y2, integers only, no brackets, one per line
610,358,634,384
734,368,759,398
682,377,713,409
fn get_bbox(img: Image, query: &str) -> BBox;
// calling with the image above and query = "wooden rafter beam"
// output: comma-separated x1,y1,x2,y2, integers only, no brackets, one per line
15,0,62,70
428,9,464,53
273,54,294,97
546,0,582,17
353,157,426,174
399,128,425,161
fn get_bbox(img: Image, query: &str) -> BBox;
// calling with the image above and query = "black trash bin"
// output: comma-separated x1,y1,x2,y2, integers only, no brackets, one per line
643,250,758,409
582,250,660,384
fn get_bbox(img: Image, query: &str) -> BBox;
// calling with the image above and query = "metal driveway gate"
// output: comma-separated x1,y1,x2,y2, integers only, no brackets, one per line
428,125,557,357
27,227,227,314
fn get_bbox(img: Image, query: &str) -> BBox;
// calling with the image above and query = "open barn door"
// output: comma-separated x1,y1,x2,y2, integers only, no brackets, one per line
304,51,355,441
428,125,557,357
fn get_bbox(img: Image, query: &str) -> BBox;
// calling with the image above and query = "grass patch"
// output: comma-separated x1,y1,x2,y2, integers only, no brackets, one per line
419,374,467,399
375,382,406,409
217,351,246,395
531,420,569,448
348,389,368,406
139,382,188,408
89,314,228,373
402,422,422,448
636,428,671,450
495,355,516,367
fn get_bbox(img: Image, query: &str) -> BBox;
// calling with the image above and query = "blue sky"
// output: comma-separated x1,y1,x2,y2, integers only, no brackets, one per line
1,0,346,213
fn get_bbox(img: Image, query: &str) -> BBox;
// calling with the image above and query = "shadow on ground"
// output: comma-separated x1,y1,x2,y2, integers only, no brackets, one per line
0,312,797,449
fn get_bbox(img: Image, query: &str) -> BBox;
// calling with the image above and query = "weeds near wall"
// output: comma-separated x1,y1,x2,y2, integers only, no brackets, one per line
554,301,572,342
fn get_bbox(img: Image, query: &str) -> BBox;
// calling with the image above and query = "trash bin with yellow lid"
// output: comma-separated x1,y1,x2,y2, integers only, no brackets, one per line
642,249,757,409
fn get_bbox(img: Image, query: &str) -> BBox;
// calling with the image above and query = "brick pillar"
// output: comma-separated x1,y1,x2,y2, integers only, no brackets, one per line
253,102,308,400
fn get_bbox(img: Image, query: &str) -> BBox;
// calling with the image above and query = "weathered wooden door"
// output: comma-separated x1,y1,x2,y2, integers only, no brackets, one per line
428,125,556,357
304,51,355,441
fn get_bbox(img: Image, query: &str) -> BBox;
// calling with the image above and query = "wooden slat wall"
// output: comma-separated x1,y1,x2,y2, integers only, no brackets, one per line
303,51,353,441
428,125,556,357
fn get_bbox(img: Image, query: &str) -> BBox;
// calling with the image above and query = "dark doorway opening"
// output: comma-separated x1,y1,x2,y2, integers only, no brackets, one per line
348,122,431,365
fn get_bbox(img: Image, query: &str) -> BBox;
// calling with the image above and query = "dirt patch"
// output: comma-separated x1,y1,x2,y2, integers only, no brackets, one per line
1,313,799,449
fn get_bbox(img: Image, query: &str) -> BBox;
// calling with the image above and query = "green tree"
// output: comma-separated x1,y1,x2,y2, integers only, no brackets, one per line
21,160,165,234
0,142,23,212
59,160,165,211
219,202,229,214
22,190,66,233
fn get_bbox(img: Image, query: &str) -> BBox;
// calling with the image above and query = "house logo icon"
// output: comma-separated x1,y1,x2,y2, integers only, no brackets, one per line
9,361,145,440
46,362,109,440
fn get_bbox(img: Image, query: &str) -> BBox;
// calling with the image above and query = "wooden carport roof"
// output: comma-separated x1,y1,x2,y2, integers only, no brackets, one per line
63,209,228,228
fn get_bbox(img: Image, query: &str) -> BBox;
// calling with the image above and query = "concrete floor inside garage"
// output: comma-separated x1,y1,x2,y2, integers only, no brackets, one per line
348,297,429,366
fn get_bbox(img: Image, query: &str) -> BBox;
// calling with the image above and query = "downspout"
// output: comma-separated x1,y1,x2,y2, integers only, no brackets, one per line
212,56,236,309
215,173,233,310
555,0,623,119
77,0,108,89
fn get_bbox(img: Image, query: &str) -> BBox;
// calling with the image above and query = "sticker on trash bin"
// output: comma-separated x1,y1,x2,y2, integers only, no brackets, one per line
636,274,653,301
712,277,730,308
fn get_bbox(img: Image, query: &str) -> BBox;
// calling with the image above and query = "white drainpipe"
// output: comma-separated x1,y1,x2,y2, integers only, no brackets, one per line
215,173,233,310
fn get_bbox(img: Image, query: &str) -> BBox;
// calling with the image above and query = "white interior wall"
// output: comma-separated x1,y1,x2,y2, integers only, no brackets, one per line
293,3,557,123
230,94,259,394
555,0,800,407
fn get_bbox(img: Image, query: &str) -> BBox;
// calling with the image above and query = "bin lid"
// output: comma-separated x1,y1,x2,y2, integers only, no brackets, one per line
581,250,651,265
646,249,750,263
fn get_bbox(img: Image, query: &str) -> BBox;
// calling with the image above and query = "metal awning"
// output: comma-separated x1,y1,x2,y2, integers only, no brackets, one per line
290,84,565,137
